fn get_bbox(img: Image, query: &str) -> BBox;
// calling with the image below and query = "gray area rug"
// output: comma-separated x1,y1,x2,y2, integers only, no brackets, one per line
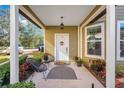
47,66,77,79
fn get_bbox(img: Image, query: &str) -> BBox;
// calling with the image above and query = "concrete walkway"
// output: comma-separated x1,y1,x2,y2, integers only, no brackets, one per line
0,60,9,66
0,54,24,66
26,62,104,88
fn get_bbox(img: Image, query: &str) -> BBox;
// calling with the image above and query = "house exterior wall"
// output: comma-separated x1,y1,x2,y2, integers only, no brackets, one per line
116,6,124,20
82,6,124,66
45,26,78,61
81,14,106,66
115,6,124,64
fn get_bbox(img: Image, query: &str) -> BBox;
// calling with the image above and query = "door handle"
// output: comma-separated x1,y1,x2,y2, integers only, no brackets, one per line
66,47,68,54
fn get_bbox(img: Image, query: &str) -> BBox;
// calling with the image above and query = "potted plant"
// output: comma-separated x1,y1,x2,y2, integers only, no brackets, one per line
77,58,83,67
75,56,79,61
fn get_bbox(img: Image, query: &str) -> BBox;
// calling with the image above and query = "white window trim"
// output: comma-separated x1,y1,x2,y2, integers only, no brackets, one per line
43,28,45,53
117,20,124,61
85,23,105,59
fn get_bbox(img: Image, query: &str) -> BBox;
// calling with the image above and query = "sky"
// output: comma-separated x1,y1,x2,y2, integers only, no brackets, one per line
0,5,9,16
120,23,124,29
0,5,9,9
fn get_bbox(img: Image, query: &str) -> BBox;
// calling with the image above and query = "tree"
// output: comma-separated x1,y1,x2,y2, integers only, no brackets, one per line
19,21,35,48
0,6,10,47
0,6,43,49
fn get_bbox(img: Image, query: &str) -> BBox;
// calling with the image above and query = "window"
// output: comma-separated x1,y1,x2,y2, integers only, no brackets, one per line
85,23,105,59
117,21,124,60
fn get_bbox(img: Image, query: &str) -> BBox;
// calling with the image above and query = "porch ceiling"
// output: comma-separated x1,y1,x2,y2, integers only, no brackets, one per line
29,5,95,26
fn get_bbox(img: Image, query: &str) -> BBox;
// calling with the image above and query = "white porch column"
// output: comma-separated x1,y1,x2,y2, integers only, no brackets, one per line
106,5,115,88
10,5,19,84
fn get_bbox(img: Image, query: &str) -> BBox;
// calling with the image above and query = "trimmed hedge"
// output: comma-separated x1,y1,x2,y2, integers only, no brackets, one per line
5,81,35,88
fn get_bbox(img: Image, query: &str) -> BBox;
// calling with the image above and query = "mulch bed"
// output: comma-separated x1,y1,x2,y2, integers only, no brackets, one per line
84,65,124,88
84,65,106,87
116,77,124,88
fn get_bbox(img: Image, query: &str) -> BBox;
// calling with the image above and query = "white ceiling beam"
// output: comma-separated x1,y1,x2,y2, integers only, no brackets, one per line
80,5,105,28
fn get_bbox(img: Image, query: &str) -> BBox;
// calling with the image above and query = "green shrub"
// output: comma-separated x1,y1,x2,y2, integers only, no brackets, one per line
19,55,27,65
6,81,35,88
0,63,10,87
32,52,43,63
91,63,97,71
90,59,106,72
76,58,83,67
0,55,28,87
74,56,79,61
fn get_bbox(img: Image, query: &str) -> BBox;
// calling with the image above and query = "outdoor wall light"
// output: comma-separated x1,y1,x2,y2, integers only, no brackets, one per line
60,16,64,30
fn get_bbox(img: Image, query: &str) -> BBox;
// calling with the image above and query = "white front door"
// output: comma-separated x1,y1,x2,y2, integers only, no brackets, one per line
55,34,69,61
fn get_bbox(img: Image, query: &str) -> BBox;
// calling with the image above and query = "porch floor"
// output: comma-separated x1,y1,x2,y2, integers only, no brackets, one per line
26,62,104,88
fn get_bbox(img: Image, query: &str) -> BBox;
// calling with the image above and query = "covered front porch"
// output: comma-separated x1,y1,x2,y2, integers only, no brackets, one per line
8,5,116,88
26,62,103,88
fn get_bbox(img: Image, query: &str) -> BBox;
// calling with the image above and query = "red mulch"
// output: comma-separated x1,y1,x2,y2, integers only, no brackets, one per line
116,79,124,88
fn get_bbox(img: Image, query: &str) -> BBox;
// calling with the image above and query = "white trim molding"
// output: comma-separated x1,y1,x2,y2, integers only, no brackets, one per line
117,20,124,61
85,23,105,59
43,28,46,53
80,27,83,58
80,6,106,28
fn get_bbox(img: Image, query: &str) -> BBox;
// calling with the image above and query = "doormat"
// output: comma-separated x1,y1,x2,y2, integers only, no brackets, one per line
47,66,77,79
54,61,66,65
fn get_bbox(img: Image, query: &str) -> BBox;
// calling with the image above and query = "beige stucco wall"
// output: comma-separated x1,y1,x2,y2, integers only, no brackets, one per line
81,27,102,66
81,15,106,66
81,12,124,67
45,26,78,61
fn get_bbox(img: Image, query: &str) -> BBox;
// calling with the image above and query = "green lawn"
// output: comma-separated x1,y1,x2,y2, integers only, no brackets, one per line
0,51,44,64
0,54,25,64
0,55,9,64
